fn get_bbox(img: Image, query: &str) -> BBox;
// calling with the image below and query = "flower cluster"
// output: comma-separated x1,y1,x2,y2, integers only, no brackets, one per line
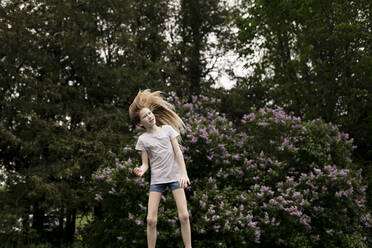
85,95,370,248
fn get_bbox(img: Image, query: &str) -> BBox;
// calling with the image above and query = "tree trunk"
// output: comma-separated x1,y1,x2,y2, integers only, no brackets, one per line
64,208,77,244
31,202,45,240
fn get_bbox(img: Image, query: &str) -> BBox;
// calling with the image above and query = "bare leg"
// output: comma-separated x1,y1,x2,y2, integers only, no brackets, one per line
147,191,162,248
172,188,191,248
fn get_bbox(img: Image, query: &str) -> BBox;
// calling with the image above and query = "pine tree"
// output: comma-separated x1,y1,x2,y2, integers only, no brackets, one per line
0,0,173,244
169,0,232,97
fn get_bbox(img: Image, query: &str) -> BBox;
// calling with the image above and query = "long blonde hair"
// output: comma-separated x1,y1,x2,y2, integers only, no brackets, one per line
129,89,185,134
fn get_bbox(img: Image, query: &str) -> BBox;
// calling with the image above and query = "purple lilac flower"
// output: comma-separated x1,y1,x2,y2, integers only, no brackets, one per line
314,168,322,175
95,175,105,180
269,199,277,205
128,212,133,219
108,187,116,194
103,168,112,175
254,229,261,243
168,219,177,224
94,194,103,201
123,147,132,152
138,203,147,211
135,219,143,225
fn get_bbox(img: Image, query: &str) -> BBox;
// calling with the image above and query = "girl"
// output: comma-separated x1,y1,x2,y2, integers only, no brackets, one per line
129,89,192,248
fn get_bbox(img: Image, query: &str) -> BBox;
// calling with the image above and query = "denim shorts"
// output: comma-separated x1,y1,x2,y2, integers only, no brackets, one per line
150,181,181,193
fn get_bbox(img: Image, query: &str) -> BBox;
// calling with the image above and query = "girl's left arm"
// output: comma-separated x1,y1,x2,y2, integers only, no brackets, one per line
170,137,190,188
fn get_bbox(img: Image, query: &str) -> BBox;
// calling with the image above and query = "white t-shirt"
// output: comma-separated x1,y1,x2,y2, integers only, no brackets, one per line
135,125,182,185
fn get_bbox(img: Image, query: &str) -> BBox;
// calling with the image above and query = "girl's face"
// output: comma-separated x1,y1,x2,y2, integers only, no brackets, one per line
139,108,156,128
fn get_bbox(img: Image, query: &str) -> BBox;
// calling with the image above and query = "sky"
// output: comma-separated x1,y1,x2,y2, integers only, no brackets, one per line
210,49,249,90
204,0,254,90
166,0,250,90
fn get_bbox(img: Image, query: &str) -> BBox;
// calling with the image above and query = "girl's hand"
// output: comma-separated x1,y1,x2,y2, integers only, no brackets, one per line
178,175,190,189
134,167,144,177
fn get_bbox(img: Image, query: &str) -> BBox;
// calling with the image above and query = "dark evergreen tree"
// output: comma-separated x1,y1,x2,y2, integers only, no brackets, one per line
0,0,173,245
169,0,232,97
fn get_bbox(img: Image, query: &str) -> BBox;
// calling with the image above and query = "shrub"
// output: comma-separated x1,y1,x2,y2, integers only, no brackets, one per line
84,96,370,248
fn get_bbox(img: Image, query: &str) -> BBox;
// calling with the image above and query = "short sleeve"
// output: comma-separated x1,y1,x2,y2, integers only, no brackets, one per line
135,137,145,151
167,125,179,139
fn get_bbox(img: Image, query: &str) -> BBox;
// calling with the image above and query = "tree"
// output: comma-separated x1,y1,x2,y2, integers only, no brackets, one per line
169,0,232,97
0,0,173,245
234,0,372,208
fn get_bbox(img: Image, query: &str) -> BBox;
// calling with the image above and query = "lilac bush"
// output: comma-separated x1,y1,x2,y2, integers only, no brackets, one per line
85,96,370,248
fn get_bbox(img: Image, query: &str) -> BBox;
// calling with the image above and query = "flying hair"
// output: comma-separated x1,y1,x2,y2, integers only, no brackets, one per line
129,89,185,134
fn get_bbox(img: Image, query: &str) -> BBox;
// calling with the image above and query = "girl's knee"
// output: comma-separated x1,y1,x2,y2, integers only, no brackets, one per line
147,216,157,227
178,212,189,223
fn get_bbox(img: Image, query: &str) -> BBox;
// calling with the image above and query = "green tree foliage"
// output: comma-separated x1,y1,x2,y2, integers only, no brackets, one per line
234,0,372,208
0,0,173,245
169,0,232,96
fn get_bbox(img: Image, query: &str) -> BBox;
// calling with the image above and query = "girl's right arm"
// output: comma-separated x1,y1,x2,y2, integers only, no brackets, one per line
134,150,149,177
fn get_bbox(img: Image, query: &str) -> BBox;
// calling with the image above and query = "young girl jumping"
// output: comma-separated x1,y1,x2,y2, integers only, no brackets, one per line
129,89,192,248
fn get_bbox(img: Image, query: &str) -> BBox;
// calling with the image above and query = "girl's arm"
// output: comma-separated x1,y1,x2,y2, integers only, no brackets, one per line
134,150,149,177
171,137,190,188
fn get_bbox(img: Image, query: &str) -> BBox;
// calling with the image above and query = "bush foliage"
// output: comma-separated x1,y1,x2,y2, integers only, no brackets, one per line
85,96,370,248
